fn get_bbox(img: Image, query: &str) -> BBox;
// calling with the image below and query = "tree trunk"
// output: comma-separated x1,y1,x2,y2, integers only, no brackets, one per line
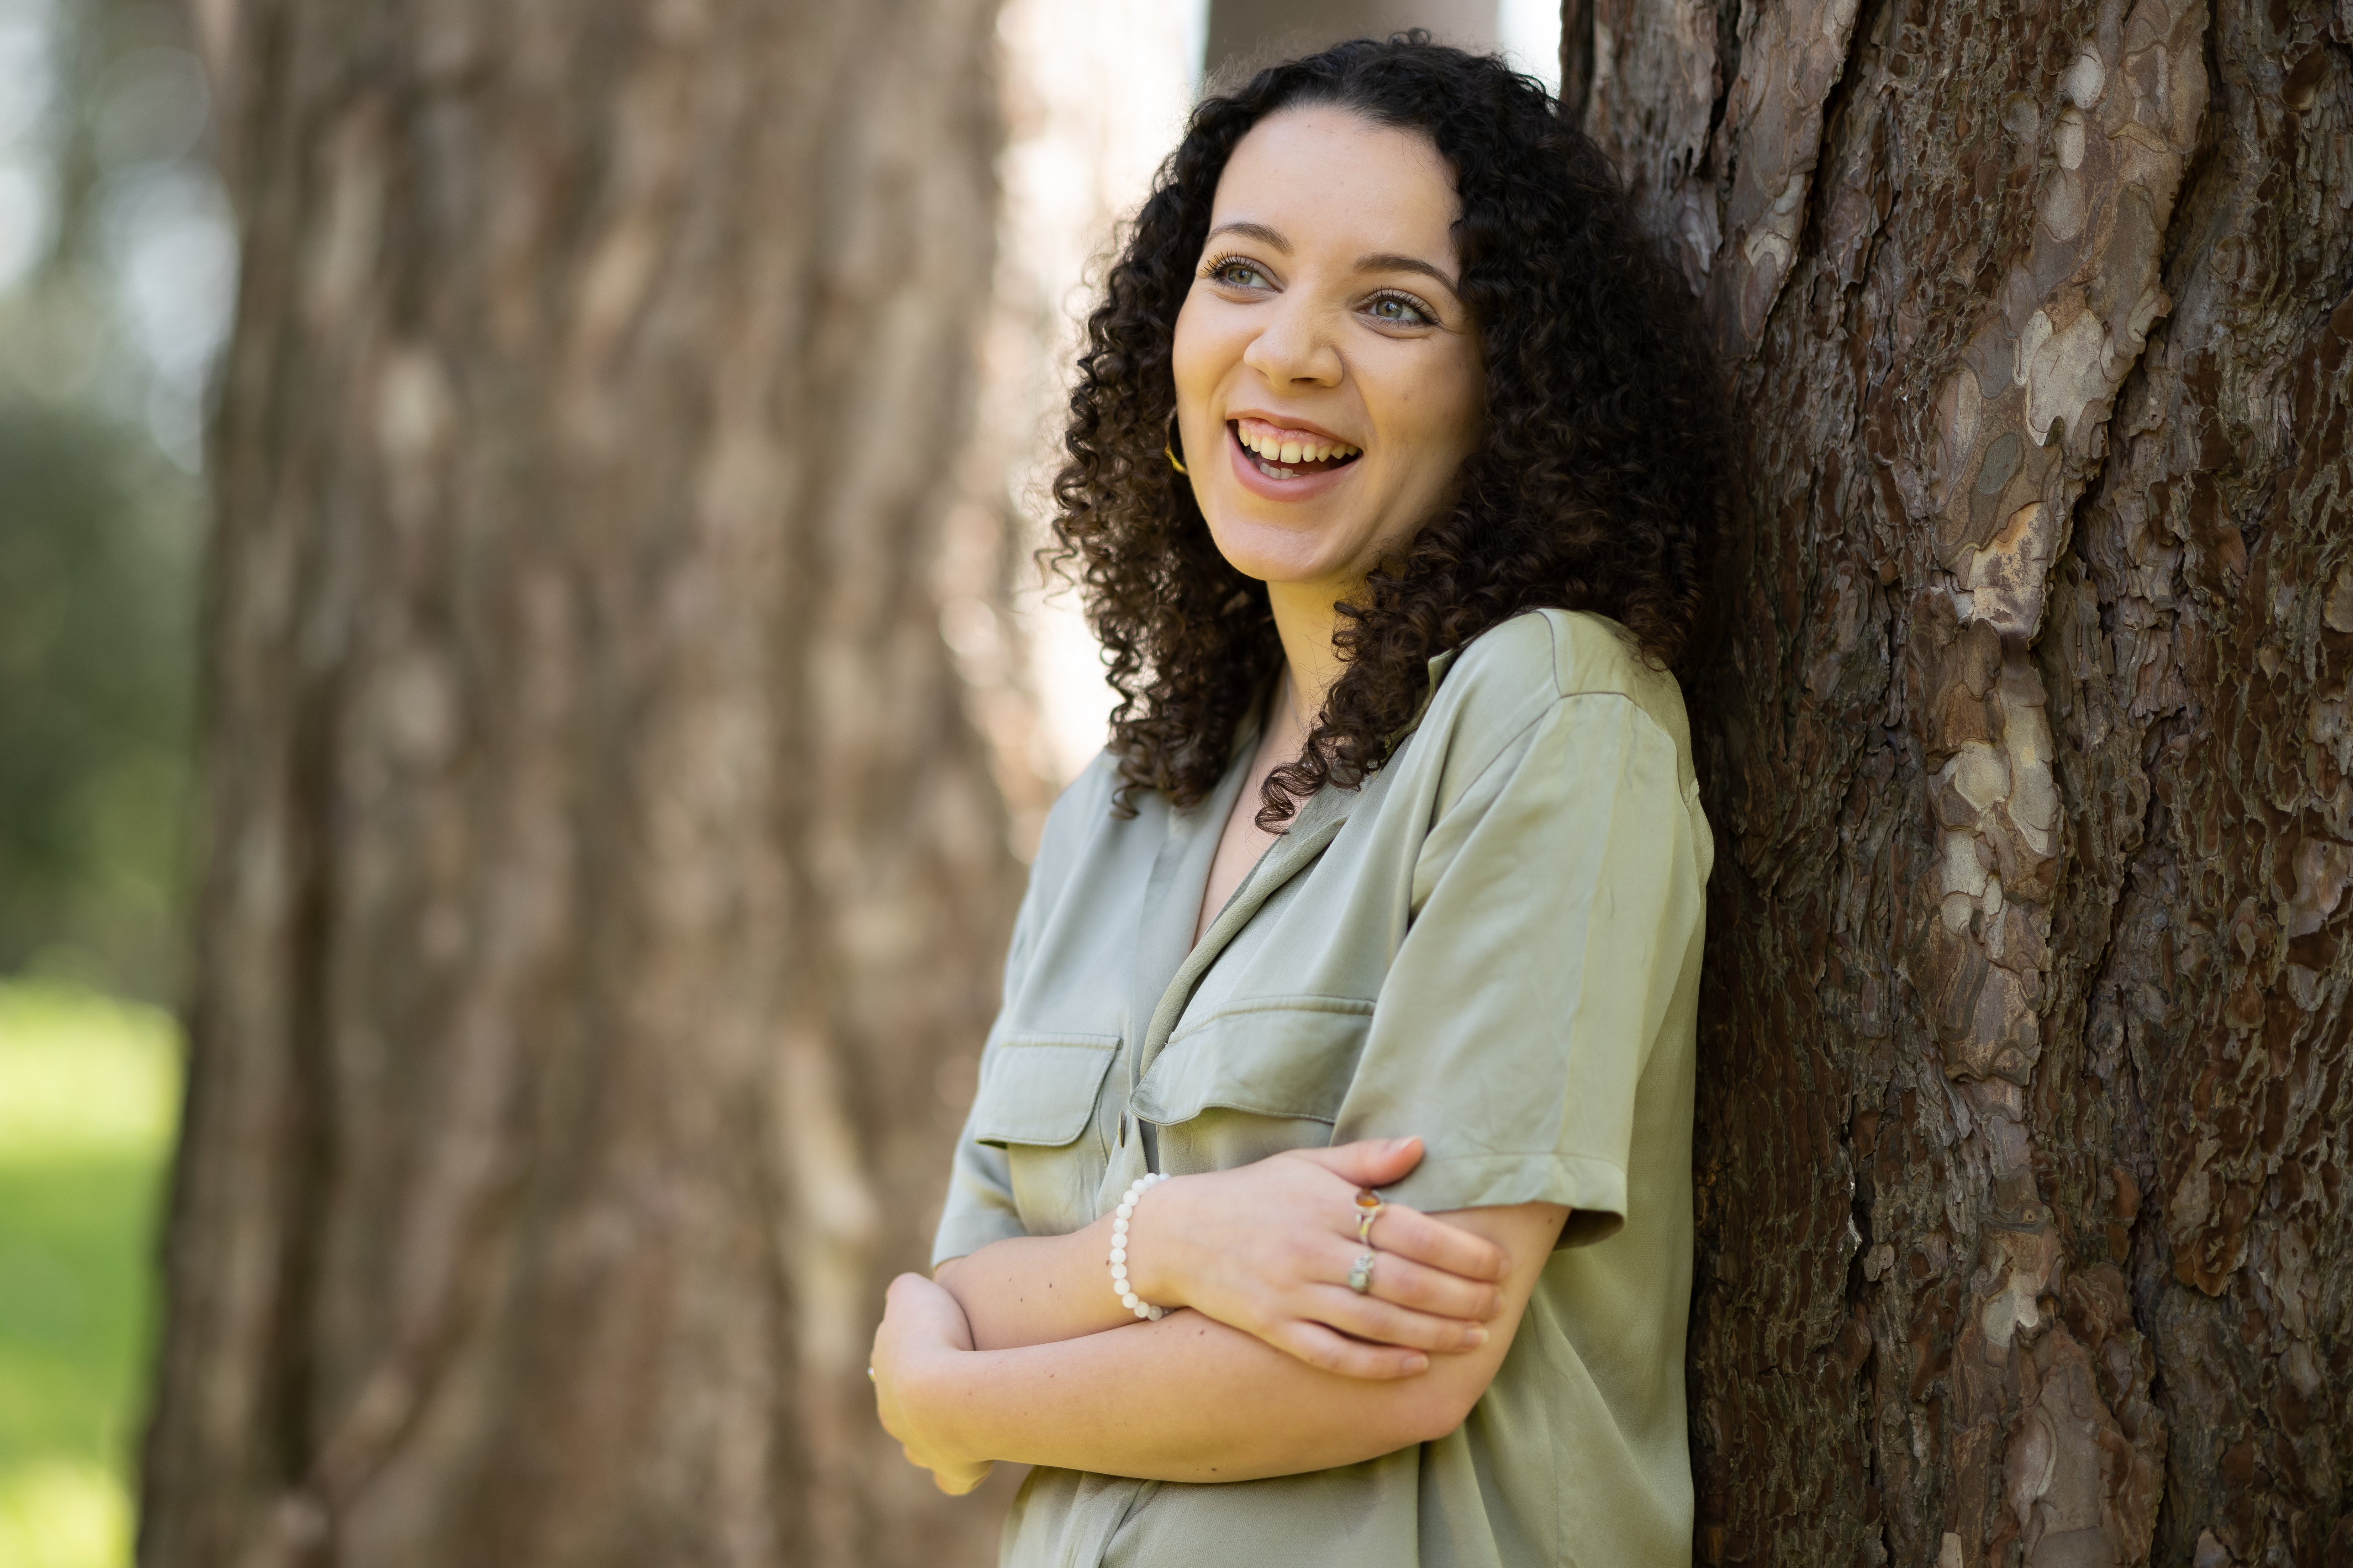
1202,1,1501,86
1571,0,2353,1561
140,3,1025,1565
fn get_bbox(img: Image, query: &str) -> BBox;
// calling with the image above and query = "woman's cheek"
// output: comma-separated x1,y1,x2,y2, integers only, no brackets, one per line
1169,294,1229,397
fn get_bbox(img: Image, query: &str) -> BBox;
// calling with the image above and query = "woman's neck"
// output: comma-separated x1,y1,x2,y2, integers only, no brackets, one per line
1266,577,1352,725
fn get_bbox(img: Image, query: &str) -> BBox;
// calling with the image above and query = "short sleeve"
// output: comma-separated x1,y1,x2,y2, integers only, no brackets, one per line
928,775,1086,1269
932,1070,1027,1266
1333,689,1707,1247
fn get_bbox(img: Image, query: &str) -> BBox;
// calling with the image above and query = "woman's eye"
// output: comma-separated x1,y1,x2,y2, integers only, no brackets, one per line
1211,259,1271,289
1367,294,1433,326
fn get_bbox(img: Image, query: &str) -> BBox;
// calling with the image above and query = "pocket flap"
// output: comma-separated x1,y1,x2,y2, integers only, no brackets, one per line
972,1033,1119,1147
1132,997,1373,1126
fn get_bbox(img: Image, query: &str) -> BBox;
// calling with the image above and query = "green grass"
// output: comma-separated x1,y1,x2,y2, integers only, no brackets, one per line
0,980,181,1568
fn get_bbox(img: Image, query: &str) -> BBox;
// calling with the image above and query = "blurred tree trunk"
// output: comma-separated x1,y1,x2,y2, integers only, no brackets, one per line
140,2,1026,1565
1570,0,2353,1563
1201,0,1499,84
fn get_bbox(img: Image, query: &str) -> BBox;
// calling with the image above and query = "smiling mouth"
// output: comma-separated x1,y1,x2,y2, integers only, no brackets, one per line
1230,419,1362,480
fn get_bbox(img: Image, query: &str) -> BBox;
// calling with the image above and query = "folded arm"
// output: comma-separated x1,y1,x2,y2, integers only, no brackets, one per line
877,1199,1563,1488
933,1138,1510,1378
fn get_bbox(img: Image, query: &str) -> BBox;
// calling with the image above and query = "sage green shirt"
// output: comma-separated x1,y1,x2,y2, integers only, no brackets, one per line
933,608,1711,1568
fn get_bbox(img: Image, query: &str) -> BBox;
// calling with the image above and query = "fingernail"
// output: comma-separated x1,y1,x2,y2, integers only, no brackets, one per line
1463,1326,1488,1347
1404,1355,1429,1373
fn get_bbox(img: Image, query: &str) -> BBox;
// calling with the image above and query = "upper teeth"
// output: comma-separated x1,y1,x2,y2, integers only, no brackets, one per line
1237,421,1359,465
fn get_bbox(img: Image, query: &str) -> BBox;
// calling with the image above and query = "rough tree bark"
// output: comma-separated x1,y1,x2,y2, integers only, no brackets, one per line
141,2,1025,1564
1572,0,2352,1561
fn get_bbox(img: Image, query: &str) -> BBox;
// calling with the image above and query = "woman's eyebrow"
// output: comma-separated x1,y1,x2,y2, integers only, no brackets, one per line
1356,252,1460,298
1205,220,1291,251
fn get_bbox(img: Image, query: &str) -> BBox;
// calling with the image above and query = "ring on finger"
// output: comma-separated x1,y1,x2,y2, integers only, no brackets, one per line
1354,1188,1385,1246
1348,1249,1377,1294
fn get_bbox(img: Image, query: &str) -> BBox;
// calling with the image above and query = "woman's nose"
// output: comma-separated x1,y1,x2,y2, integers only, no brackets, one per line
1241,296,1343,388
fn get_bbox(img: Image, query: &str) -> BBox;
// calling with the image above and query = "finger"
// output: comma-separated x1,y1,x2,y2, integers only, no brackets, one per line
1355,1205,1511,1284
1274,1318,1431,1380
1349,1231,1505,1317
1300,1283,1492,1353
1294,1136,1424,1190
1347,1248,1501,1323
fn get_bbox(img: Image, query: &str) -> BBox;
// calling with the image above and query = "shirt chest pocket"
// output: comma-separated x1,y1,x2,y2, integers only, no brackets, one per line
1131,997,1372,1169
971,1033,1118,1234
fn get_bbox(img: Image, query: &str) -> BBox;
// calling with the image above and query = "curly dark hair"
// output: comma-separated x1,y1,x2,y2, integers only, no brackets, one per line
1049,32,1727,827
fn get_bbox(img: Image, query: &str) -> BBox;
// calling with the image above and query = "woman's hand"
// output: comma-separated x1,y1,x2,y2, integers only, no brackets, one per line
1127,1136,1513,1380
870,1272,994,1495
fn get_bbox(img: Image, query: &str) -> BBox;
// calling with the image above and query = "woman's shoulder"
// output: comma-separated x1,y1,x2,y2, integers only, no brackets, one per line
1437,608,1692,752
1021,752,1128,892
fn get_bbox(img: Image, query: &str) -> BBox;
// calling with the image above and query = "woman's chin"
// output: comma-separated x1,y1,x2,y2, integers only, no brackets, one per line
1202,519,1371,592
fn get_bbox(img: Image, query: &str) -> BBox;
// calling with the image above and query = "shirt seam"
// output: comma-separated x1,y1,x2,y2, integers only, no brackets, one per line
1442,688,1662,818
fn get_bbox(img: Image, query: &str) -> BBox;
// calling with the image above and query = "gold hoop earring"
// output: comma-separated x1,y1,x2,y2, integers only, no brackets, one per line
1165,414,1189,476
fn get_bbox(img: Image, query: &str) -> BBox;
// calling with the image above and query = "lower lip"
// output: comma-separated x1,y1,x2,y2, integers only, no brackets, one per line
1225,423,1359,502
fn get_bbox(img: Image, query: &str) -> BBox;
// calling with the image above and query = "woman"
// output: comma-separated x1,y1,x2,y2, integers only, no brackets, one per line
870,34,1725,1568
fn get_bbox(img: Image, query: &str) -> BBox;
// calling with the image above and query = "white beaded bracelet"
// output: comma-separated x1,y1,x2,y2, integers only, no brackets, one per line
1110,1172,1170,1320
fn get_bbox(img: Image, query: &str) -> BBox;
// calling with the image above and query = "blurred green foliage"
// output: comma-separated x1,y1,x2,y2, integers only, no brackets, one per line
0,0,217,1002
0,0,213,1561
0,402,197,1000
0,978,181,1567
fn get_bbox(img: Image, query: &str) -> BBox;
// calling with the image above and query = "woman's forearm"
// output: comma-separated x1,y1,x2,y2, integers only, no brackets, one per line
907,1306,1473,1482
910,1201,1562,1483
934,1220,1137,1350
935,1144,1509,1366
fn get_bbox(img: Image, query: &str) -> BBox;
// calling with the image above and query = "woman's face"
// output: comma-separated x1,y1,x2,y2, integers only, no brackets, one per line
1172,105,1484,596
